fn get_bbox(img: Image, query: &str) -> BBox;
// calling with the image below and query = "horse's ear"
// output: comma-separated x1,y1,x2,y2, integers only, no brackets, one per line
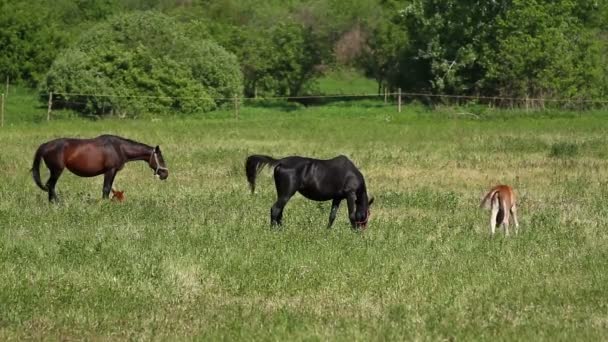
368,196,374,206
155,145,160,153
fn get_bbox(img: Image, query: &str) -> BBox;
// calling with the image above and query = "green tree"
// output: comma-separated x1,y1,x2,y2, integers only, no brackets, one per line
483,0,606,101
358,1,409,93
186,20,322,97
396,0,607,103
266,22,323,96
42,11,242,116
0,1,69,86
397,0,509,94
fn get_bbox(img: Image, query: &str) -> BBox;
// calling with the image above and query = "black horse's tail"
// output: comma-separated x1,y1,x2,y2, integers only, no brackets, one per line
245,154,279,194
32,144,48,192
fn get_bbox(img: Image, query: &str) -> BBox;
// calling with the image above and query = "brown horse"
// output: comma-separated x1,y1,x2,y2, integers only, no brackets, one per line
480,185,519,236
32,134,168,202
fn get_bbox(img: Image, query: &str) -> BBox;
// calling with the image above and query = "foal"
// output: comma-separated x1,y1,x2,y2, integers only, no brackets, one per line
245,154,373,229
111,189,126,202
480,185,519,236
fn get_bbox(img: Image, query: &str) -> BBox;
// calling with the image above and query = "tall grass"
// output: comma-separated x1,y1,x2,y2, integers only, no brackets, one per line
1,103,607,340
2,85,76,125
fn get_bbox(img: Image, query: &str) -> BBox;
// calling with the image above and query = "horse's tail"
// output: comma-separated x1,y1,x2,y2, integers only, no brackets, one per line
245,154,279,194
480,187,500,209
32,144,48,192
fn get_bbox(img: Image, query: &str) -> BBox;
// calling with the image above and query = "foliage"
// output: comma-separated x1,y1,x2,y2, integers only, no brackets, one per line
483,0,606,100
1,0,607,105
0,1,70,86
396,0,608,102
264,22,323,96
358,3,409,93
186,20,322,97
398,0,510,94
41,11,242,117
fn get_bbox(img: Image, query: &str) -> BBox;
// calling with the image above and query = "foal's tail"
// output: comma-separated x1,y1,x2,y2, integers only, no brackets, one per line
245,154,279,194
480,187,500,209
31,144,48,191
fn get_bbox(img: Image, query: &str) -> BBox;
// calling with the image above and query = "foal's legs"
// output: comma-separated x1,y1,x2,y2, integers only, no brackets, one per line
489,197,499,236
102,169,118,199
46,168,63,202
270,172,297,226
502,199,511,236
511,204,519,235
327,198,342,228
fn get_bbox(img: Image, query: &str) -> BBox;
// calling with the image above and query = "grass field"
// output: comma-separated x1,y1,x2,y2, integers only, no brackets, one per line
1,101,608,340
316,68,378,95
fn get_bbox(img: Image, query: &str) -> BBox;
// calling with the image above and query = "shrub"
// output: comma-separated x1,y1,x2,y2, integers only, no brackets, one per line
41,11,243,117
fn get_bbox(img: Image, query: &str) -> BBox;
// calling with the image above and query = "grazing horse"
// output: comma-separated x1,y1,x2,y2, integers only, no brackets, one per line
245,154,374,229
480,184,519,236
32,135,168,202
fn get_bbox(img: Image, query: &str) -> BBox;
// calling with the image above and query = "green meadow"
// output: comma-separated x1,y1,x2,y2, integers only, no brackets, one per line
1,101,608,340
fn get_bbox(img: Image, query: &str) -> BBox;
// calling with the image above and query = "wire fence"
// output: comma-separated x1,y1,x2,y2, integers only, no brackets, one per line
2,89,608,126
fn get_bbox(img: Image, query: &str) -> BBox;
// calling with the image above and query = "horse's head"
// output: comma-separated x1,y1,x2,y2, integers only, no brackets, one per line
111,188,125,202
149,146,168,180
355,196,374,229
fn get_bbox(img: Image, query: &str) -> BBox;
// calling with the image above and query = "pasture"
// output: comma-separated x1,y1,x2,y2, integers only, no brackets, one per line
1,103,608,340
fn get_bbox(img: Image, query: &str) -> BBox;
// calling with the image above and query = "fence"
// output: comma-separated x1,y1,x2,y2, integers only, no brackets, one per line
42,90,409,121
2,88,608,126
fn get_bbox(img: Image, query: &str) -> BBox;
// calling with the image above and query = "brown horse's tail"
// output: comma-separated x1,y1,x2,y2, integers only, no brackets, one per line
31,144,48,192
480,188,500,209
245,154,278,194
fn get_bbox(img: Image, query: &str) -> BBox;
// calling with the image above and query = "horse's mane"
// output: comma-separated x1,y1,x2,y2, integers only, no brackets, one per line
99,134,152,148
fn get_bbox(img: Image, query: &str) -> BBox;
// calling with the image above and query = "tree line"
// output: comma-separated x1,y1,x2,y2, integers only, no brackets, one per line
1,0,606,115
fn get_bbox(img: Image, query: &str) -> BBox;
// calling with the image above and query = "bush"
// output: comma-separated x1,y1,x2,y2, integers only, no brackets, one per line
41,11,243,117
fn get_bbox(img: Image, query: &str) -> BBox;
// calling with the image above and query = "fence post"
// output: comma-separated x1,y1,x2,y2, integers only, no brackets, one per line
5,76,8,99
1,93,4,128
384,87,388,104
234,93,239,120
47,92,53,121
398,88,402,113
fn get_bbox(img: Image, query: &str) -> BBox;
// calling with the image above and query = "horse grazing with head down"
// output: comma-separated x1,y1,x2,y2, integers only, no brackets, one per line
111,189,125,202
245,154,373,229
32,134,168,202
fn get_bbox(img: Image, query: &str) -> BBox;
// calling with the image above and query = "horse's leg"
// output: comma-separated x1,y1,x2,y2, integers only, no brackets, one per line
511,204,519,235
271,197,290,226
503,200,511,236
46,168,63,202
490,198,499,236
346,192,357,228
102,169,118,199
270,172,297,226
327,198,342,228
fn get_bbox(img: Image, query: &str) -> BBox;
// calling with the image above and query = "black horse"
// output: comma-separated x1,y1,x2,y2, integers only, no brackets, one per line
32,134,168,202
245,154,374,229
